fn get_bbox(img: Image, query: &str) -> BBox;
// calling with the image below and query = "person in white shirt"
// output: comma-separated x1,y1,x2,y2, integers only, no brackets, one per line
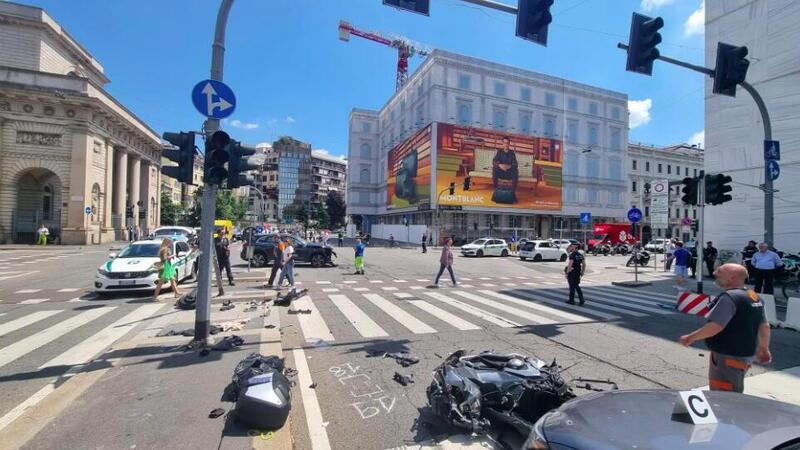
36,224,49,246
276,236,296,289
665,238,676,270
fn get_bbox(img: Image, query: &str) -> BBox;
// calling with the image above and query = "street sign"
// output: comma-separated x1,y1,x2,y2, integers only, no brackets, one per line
682,217,693,226
191,79,236,119
767,160,780,181
650,179,669,227
256,226,264,234
627,207,643,223
580,212,592,224
764,140,780,161
84,206,92,215
403,214,411,226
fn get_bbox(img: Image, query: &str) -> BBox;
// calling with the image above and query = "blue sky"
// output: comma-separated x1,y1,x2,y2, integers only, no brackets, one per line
31,0,706,157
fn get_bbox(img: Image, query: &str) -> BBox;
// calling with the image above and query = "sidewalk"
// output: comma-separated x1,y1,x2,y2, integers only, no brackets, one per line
0,242,124,251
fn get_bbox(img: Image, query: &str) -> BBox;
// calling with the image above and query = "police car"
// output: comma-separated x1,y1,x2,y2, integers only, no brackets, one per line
149,226,196,242
94,239,199,293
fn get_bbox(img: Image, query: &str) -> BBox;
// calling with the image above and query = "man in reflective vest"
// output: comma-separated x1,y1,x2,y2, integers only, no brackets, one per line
679,263,771,393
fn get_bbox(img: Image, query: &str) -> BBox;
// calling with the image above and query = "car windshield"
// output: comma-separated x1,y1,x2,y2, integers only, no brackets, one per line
117,244,161,258
470,239,488,245
154,228,188,237
523,243,535,250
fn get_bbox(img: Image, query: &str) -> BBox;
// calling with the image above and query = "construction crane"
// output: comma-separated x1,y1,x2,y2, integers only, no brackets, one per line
338,20,431,91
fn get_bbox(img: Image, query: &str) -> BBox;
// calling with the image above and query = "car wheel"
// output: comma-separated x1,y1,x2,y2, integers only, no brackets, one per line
533,254,543,262
560,254,567,262
501,249,508,257
252,252,267,267
311,253,325,268
476,249,484,257
519,257,527,261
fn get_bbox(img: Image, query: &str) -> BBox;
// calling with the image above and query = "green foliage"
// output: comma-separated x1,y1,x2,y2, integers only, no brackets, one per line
160,191,183,226
187,187,248,226
313,203,330,229
325,191,347,228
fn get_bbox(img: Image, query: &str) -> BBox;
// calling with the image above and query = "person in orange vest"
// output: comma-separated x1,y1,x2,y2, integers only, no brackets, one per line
267,235,285,289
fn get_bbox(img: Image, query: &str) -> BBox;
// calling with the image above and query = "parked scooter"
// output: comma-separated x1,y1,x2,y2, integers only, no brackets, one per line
612,243,631,256
592,243,611,256
626,249,651,267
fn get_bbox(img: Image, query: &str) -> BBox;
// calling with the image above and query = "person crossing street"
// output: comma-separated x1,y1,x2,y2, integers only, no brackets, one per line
433,238,457,287
705,241,718,279
565,244,585,305
338,231,344,248
214,228,235,286
354,238,366,275
421,232,427,253
276,236,296,290
267,234,284,289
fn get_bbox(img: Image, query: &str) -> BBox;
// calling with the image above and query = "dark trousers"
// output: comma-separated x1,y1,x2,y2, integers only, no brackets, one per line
435,264,456,285
338,238,343,248
705,259,716,278
567,273,584,303
492,167,518,190
422,242,427,253
753,268,775,295
268,261,283,285
217,254,233,283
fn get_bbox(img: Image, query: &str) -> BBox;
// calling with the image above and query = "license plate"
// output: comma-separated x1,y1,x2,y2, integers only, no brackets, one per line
118,280,137,286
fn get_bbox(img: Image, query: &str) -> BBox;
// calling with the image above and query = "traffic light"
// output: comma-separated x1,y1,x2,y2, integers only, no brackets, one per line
691,220,699,233
681,176,699,205
516,0,554,46
227,140,259,188
713,42,750,97
625,12,664,76
383,0,429,16
705,173,733,205
205,131,230,186
161,131,196,184
463,176,471,191
448,182,455,196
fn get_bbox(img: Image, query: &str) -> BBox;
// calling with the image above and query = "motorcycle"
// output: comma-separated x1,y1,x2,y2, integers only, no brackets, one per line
626,249,651,267
591,243,611,256
612,243,631,256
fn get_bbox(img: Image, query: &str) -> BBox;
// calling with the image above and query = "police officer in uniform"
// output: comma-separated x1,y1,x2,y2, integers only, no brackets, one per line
564,244,586,306
680,263,771,393
214,228,235,286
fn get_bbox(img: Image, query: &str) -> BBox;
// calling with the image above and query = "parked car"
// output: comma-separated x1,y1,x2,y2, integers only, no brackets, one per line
644,238,668,253
525,389,800,450
460,238,509,257
94,239,198,293
519,240,568,262
241,234,336,268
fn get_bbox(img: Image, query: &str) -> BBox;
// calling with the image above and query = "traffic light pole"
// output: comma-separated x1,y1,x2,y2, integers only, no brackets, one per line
696,171,705,294
619,43,775,246
195,0,234,344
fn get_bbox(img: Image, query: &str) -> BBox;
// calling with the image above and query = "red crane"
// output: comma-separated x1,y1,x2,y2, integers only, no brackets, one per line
338,20,431,91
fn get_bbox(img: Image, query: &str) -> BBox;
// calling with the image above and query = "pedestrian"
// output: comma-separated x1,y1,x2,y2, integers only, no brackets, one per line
679,263,771,393
389,234,395,248
153,238,182,299
751,242,783,295
128,224,135,242
354,238,366,275
338,231,344,248
36,223,49,246
214,228,235,286
267,235,284,289
433,238,457,287
742,239,758,280
428,233,433,247
665,238,676,270
705,241,718,279
276,236,296,290
672,241,691,291
365,233,371,246
564,244,585,305
322,232,329,247
421,232,427,253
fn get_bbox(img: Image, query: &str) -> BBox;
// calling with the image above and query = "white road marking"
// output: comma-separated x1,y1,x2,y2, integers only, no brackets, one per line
416,278,428,282
0,311,61,337
322,288,340,293
294,295,335,343
353,287,370,292
579,290,672,314
67,297,86,302
591,285,677,301
381,287,398,291
480,283,497,287
363,293,436,334
424,292,520,328
509,289,620,321
394,293,414,299
460,277,472,281
40,304,164,369
393,279,407,283
0,307,115,369
515,276,527,280
452,291,558,325
479,290,594,323
369,280,384,284
315,281,332,285
328,294,388,338
343,280,358,284
57,288,81,293
459,284,474,288
19,298,51,305
293,348,332,450
406,300,481,331
410,286,425,290
498,277,510,280
479,277,491,280
0,380,56,432
524,282,538,286
585,287,671,307
15,289,41,294
530,289,647,318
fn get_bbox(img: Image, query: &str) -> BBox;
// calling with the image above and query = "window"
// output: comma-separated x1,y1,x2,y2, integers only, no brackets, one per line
658,163,663,173
667,165,672,175
520,87,531,102
359,192,370,204
493,108,507,129
417,83,423,98
587,189,598,203
568,97,578,111
567,119,578,144
632,180,637,192
539,242,551,248
457,100,472,125
693,209,697,219
519,111,532,134
610,127,621,150
565,152,578,175
632,159,637,170
685,167,689,176
609,159,622,180
42,184,53,220
609,191,621,205
544,114,556,136
362,122,371,133
588,123,599,146
694,168,698,176
675,165,680,176
587,157,600,178
645,206,650,216
611,107,620,120
150,197,156,225
91,183,100,223
494,81,506,97
416,104,424,127
566,187,578,202
176,241,190,254
589,102,599,115
359,168,370,183
360,143,371,158
545,92,556,107
646,161,650,172
684,208,689,218
458,74,471,90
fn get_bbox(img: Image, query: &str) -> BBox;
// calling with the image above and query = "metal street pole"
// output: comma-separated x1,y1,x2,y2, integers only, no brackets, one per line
195,0,234,344
696,171,705,294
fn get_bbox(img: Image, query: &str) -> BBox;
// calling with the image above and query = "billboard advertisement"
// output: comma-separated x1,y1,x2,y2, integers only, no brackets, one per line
387,124,432,210
435,123,562,210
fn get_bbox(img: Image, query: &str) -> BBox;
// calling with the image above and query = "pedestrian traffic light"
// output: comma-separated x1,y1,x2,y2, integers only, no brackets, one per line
205,131,230,186
463,176,471,191
227,140,259,188
691,220,699,233
383,0,429,16
681,176,699,205
516,0,554,46
705,173,733,205
448,182,455,196
161,131,196,184
625,12,664,76
712,42,750,97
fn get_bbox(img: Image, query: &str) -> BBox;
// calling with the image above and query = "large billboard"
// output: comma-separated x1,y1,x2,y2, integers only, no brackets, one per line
435,123,562,210
387,124,432,210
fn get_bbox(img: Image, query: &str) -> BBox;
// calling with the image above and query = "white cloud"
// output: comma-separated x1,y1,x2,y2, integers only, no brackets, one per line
229,119,259,130
628,99,653,129
688,130,705,148
684,1,705,36
640,0,674,12
285,116,296,123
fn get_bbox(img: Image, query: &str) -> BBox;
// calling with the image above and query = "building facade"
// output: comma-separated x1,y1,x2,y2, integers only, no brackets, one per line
310,150,346,207
347,50,629,243
0,2,162,244
275,137,312,223
705,0,800,251
160,154,203,209
628,143,704,242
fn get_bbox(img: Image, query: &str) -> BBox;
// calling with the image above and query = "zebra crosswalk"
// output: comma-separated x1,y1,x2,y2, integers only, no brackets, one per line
285,283,684,344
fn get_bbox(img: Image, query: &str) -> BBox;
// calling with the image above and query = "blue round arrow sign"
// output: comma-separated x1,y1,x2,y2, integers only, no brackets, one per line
627,207,643,223
767,160,780,181
191,79,236,119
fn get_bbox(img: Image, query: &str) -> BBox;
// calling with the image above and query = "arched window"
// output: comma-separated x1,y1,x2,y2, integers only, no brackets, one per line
360,168,370,183
150,197,156,225
42,185,53,220
360,143,371,158
91,184,101,223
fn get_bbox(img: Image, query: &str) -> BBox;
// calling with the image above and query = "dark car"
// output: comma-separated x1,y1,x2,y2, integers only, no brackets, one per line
525,389,800,450
241,234,336,268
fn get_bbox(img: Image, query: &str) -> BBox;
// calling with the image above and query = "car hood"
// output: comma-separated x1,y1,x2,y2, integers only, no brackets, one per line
461,244,482,250
101,257,159,272
542,390,800,450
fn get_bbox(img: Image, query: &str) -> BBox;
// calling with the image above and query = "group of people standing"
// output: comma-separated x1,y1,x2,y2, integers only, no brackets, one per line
266,235,297,290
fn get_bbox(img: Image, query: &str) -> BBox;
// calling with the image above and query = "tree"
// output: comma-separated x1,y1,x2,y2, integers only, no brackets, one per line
325,191,347,228
160,191,183,226
313,203,330,230
187,187,249,227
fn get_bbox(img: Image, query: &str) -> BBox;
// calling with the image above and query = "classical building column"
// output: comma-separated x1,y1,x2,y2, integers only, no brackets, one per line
113,149,128,223
62,128,93,245
128,155,141,231
139,159,152,234
103,140,114,231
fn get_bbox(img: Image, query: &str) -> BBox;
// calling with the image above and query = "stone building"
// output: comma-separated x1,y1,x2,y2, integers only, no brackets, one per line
0,2,162,244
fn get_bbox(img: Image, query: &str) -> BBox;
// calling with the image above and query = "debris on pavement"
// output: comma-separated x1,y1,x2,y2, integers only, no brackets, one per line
176,291,197,310
208,407,225,418
244,301,259,312
264,324,276,329
366,351,420,367
212,335,245,351
274,288,309,306
572,378,619,392
288,308,312,314
220,304,235,311
393,372,414,386
216,319,250,332
199,348,211,357
226,353,291,430
309,382,317,389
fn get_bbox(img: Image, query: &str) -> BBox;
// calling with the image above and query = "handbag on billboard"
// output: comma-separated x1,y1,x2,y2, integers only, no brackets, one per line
492,187,517,204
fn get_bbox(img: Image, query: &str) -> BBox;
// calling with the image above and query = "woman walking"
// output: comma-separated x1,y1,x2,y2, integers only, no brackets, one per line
276,236,296,290
434,238,457,287
153,238,182,300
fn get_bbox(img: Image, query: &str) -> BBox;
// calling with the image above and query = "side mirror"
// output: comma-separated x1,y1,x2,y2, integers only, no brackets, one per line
108,252,117,258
